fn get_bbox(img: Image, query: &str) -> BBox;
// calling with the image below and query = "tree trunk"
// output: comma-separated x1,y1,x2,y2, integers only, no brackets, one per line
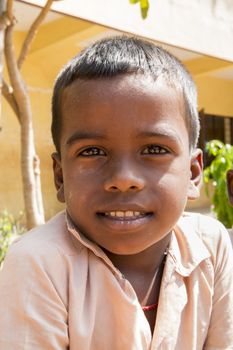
20,95,45,229
2,0,56,228
0,0,7,123
4,0,45,229
4,21,45,228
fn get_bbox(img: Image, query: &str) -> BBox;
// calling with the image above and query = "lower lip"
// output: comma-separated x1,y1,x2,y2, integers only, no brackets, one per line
97,213,153,232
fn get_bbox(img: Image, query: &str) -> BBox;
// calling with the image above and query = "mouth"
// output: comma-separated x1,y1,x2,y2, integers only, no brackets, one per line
98,210,152,220
96,210,153,231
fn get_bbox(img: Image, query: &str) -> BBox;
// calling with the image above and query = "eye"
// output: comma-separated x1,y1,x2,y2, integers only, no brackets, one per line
142,145,168,155
79,147,106,157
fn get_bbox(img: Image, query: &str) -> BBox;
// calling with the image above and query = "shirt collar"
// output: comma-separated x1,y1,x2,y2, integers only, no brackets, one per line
168,212,211,276
66,210,210,277
65,211,122,277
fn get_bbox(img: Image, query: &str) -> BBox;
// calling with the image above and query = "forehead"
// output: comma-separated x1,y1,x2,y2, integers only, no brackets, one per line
62,74,182,102
60,74,188,140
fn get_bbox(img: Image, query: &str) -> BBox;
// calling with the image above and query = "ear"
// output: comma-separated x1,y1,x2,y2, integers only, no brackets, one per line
51,152,65,203
187,148,203,200
227,170,233,206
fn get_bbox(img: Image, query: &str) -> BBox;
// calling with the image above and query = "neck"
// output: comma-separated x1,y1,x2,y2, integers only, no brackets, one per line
104,233,171,277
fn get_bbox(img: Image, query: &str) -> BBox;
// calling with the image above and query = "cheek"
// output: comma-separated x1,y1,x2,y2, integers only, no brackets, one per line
62,166,100,205
155,171,190,201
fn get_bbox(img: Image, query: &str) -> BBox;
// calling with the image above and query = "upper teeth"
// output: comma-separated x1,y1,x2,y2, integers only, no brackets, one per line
106,211,143,217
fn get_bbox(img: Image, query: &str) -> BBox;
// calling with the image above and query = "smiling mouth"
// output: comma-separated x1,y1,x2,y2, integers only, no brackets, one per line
98,211,152,220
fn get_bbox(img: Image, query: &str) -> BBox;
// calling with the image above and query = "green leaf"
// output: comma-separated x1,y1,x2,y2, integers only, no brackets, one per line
204,140,233,227
129,0,150,19
140,0,149,19
0,211,26,266
203,167,211,184
206,139,224,156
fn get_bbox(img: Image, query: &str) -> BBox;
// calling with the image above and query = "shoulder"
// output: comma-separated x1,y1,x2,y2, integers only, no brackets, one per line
179,212,233,269
9,211,81,258
180,212,230,244
0,212,85,305
2,211,84,277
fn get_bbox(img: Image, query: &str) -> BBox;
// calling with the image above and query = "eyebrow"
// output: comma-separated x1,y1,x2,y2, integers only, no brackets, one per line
66,131,107,146
138,130,182,144
66,129,182,146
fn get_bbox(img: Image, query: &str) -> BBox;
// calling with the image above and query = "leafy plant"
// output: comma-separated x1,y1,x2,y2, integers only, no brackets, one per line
0,211,25,266
204,140,233,228
129,0,150,19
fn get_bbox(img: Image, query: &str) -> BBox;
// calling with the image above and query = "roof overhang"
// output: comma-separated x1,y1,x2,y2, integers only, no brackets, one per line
18,0,233,62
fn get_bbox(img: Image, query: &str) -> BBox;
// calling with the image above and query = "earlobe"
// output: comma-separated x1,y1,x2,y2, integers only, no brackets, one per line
188,148,203,200
227,170,233,206
51,152,65,203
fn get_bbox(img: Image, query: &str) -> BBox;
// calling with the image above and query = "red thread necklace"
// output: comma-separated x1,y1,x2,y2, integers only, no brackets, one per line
142,302,158,311
141,249,167,312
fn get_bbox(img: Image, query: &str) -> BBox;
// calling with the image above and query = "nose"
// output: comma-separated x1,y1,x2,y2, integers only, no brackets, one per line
103,160,145,193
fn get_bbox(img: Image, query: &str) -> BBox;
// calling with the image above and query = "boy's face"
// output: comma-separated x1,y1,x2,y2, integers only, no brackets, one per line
53,74,202,255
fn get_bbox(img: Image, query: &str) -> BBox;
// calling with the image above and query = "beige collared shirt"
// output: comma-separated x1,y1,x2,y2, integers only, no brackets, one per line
0,211,233,349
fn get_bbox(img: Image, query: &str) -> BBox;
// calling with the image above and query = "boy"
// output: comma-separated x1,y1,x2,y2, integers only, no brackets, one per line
0,36,233,349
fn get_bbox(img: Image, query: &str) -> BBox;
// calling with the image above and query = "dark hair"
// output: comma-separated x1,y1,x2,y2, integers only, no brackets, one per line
52,36,200,152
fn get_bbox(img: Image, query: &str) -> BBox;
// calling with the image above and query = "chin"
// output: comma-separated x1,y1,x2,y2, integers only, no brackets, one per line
103,243,150,256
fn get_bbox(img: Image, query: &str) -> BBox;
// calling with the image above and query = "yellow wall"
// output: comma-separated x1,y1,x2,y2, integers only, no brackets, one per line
196,76,233,117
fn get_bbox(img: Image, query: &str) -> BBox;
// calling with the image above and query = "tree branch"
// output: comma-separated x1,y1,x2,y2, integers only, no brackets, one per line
4,2,27,115
0,0,7,127
17,0,54,69
2,79,20,118
33,153,45,220
6,0,13,21
0,10,10,31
